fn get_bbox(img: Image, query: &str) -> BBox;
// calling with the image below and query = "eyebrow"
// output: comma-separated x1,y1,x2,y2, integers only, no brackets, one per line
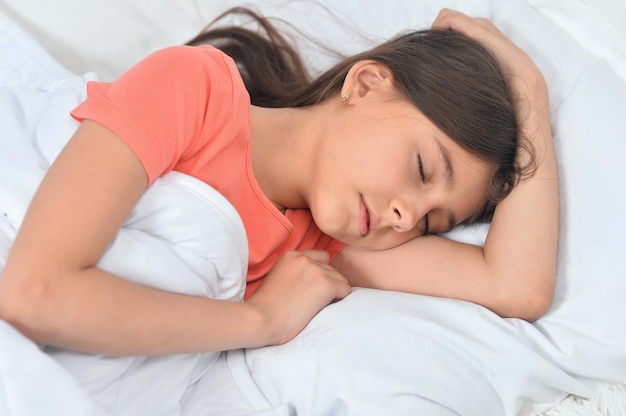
435,140,455,189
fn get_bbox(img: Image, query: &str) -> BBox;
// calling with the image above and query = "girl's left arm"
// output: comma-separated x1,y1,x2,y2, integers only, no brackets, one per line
332,10,558,321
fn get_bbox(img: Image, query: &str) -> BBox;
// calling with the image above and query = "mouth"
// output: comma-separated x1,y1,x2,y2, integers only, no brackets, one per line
359,195,371,236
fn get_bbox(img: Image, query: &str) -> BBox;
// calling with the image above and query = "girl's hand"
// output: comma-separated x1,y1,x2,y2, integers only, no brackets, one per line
433,8,550,180
432,9,543,87
246,250,351,345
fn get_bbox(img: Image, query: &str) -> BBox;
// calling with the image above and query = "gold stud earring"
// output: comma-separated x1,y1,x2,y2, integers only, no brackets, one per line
341,90,352,104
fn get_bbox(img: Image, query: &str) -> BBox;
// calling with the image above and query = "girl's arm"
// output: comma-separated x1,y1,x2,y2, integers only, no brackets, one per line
0,120,350,355
332,10,558,321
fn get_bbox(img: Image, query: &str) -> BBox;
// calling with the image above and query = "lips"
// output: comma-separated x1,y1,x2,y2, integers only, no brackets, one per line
359,195,371,236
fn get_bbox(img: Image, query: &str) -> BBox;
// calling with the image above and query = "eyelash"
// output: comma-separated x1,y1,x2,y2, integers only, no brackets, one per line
417,155,426,183
417,155,430,235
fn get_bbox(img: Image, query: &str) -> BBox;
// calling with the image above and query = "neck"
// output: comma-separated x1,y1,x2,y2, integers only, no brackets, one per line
250,102,332,211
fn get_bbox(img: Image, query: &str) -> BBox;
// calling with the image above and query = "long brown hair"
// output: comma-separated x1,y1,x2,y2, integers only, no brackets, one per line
187,7,535,223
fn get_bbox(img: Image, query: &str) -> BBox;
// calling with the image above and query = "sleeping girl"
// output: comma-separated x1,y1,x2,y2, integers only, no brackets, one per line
0,8,557,356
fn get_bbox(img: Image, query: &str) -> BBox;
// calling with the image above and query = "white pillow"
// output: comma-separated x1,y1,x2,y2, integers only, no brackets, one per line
233,0,626,414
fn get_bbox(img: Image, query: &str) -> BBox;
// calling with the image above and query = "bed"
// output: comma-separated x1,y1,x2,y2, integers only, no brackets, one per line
0,0,625,415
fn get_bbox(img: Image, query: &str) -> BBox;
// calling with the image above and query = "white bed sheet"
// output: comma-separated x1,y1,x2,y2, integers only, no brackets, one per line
1,0,625,415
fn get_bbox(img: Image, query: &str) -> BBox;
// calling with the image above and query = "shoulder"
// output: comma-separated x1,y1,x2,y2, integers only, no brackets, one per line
148,45,227,64
140,45,246,107
145,45,240,82
111,44,247,116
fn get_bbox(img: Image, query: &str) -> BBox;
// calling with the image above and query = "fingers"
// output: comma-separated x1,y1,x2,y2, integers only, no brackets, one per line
432,8,479,33
294,250,350,282
264,250,351,298
431,8,463,31
329,272,352,300
289,250,351,299
297,249,330,264
431,8,539,82
432,8,499,41
248,250,352,345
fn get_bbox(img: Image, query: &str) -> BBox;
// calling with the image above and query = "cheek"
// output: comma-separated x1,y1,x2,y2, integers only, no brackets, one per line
354,150,410,194
308,185,351,239
455,178,492,220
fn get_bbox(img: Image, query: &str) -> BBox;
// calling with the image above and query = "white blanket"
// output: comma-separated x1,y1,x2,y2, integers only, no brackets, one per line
1,0,626,415
0,10,248,415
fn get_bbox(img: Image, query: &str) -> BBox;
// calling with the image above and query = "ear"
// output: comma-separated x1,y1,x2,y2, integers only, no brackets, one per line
342,60,394,103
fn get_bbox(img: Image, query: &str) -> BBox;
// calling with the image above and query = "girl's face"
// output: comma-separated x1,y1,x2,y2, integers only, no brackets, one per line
308,94,493,251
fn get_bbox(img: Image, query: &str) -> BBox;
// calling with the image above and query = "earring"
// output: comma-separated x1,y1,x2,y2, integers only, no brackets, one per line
341,90,352,104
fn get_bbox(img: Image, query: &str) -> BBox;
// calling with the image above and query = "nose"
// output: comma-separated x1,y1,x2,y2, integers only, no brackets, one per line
390,198,421,233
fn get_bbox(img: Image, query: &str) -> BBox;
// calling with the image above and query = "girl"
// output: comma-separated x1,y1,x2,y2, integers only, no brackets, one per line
0,8,557,355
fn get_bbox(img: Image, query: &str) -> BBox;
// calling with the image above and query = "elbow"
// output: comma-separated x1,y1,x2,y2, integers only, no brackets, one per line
499,274,556,321
0,274,56,340
517,288,554,321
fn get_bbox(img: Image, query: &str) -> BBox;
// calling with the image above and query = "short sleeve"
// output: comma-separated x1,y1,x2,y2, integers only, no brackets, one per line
71,45,239,184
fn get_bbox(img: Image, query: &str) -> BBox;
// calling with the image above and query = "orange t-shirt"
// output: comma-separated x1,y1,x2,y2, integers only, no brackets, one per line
71,45,345,299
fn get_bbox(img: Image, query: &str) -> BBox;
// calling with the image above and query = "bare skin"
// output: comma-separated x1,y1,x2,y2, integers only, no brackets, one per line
250,62,494,251
0,9,557,356
333,10,558,320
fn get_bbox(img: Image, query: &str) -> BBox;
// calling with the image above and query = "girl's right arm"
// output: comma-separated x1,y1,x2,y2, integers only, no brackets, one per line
0,120,350,355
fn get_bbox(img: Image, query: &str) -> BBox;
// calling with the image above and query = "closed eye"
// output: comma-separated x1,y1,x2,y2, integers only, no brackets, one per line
417,155,430,235
418,155,426,183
